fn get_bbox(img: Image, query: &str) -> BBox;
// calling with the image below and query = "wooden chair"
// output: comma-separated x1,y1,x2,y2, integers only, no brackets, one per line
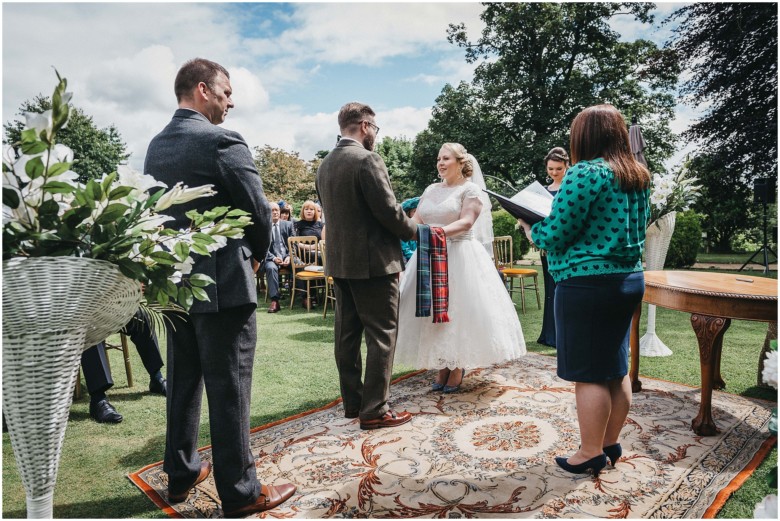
492,235,541,314
319,240,336,318
74,333,133,399
288,236,326,311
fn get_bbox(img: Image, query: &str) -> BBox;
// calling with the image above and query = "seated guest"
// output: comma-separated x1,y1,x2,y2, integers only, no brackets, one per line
293,200,324,308
400,197,420,263
82,310,166,423
279,205,294,223
264,202,294,313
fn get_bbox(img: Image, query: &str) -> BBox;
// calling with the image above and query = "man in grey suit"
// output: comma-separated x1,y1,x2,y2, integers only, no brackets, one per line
264,202,294,313
315,102,417,430
144,58,295,516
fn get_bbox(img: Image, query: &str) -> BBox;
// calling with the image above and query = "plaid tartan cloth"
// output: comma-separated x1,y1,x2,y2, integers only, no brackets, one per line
415,224,449,323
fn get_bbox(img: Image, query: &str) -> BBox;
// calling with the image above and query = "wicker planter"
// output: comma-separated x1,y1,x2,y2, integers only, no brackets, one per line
2,257,141,518
640,211,677,357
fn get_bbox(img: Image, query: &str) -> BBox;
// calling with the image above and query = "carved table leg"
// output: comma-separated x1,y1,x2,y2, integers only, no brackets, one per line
690,313,731,436
630,302,642,393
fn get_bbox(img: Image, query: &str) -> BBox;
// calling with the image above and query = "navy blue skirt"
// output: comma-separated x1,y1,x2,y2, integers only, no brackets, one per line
554,272,644,382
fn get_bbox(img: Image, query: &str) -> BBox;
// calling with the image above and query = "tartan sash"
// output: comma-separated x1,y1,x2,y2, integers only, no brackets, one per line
415,224,450,323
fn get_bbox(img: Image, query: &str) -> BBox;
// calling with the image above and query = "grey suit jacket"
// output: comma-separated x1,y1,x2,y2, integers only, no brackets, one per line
315,139,416,279
265,219,294,262
144,109,272,313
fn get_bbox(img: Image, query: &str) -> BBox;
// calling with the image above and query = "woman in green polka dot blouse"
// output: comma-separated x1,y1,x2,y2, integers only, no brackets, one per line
518,104,650,477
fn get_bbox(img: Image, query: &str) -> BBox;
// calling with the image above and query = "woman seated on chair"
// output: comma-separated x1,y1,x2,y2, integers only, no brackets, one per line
293,200,324,307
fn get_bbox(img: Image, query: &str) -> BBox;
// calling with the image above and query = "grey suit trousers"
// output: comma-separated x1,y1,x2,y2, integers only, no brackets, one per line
333,275,399,420
163,305,260,511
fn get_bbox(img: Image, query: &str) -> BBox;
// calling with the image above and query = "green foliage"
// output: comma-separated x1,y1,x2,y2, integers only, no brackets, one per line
412,3,678,190
666,211,702,268
688,152,760,253
254,145,317,203
375,136,421,200
668,3,777,180
4,95,129,183
492,209,530,259
3,74,249,311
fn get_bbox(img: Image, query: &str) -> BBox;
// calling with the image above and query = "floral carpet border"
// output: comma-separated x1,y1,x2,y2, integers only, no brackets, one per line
128,355,775,518
127,369,426,519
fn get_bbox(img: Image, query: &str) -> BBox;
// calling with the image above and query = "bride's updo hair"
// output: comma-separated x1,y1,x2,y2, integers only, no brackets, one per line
545,147,570,165
442,142,474,178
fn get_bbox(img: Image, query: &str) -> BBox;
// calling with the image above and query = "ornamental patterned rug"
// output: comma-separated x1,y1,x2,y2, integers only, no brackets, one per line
129,353,775,518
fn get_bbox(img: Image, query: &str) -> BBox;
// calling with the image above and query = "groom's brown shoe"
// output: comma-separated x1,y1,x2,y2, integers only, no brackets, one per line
359,410,412,430
168,461,212,503
223,483,297,517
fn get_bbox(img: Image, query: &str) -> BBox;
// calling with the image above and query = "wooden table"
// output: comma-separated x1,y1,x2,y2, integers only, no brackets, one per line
629,271,777,436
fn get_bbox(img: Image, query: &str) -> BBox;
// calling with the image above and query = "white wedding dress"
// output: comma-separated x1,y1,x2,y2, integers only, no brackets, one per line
394,181,526,370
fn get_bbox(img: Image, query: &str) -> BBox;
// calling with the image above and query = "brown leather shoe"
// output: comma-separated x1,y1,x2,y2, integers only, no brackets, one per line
267,300,280,313
359,410,412,430
223,483,297,517
168,461,212,503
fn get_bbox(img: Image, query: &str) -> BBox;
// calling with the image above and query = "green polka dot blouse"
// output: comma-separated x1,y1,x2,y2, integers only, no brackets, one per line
531,158,650,283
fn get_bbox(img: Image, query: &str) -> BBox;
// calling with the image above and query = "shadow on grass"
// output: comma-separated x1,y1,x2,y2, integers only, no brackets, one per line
4,493,159,519
250,398,340,428
741,385,778,402
118,433,167,468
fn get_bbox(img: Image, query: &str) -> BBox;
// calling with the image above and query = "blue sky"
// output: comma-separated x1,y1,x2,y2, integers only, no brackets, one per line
2,1,694,170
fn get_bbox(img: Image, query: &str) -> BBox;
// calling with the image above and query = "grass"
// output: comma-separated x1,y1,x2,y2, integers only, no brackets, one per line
2,268,777,518
697,251,777,265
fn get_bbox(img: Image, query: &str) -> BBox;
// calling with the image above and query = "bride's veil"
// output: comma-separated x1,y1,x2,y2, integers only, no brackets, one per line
467,154,495,258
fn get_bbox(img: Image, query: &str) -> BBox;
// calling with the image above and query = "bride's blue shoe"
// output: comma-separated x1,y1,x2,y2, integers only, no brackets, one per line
603,443,622,466
431,381,445,392
555,453,607,477
443,370,466,394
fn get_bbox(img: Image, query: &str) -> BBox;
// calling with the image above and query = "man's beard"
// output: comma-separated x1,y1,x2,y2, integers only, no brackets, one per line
362,133,375,151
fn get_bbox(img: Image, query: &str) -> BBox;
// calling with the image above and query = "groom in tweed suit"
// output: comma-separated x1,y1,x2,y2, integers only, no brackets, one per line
144,58,295,516
315,102,417,430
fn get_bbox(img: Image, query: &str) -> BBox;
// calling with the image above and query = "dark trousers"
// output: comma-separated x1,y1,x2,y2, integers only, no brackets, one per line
163,304,260,511
263,260,282,300
333,275,399,420
81,310,164,395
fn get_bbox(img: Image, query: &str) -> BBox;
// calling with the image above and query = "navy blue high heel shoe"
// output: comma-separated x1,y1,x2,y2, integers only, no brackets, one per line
443,369,466,394
431,381,445,392
555,454,607,477
603,443,622,466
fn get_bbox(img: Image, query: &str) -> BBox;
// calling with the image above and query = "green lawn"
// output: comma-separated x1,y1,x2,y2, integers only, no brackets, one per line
2,268,777,518
697,251,778,265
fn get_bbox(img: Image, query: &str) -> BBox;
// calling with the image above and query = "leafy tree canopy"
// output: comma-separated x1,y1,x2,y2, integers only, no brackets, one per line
668,3,777,179
375,136,421,201
4,95,129,183
254,145,318,205
412,2,678,190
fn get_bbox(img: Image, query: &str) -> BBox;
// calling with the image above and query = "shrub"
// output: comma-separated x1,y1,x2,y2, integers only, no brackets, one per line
492,210,530,259
666,211,703,268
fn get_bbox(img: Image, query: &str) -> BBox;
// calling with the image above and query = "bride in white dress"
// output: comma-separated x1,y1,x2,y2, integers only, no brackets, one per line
394,143,526,392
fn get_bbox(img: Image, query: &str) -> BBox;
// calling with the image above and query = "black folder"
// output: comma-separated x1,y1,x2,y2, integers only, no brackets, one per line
483,189,549,224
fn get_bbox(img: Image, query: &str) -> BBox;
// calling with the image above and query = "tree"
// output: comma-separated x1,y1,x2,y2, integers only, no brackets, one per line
253,145,317,204
668,3,777,180
4,95,129,183
689,151,760,253
413,3,678,189
375,136,421,200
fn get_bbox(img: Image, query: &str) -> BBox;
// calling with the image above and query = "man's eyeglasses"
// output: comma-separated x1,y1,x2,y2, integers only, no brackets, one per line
362,121,380,135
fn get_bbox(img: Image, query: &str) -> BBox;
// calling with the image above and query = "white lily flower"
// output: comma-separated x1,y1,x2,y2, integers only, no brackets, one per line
170,257,195,284
25,110,53,137
3,145,16,169
51,144,74,164
154,182,216,211
126,213,175,235
117,165,167,194
205,234,228,252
